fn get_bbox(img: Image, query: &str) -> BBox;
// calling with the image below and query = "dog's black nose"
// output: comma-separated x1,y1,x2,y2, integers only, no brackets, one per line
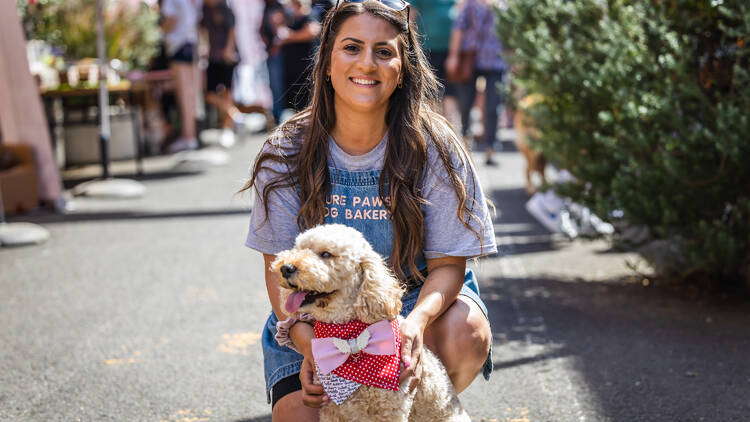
280,264,297,279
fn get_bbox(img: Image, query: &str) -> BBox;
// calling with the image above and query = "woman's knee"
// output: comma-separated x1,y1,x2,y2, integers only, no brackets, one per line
425,296,491,371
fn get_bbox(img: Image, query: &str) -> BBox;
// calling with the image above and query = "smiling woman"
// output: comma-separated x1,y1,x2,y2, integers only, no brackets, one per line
240,1,498,421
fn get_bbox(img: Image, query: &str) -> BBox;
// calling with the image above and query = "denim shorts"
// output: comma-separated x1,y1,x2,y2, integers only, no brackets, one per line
169,43,195,63
260,269,493,403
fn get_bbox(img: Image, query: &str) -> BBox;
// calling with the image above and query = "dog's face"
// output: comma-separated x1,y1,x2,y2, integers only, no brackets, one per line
271,224,404,324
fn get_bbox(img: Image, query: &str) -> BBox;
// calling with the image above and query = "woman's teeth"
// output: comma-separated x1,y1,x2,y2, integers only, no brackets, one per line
351,78,378,85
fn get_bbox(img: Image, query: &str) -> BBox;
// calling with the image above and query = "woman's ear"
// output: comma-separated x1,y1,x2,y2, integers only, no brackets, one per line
353,251,404,323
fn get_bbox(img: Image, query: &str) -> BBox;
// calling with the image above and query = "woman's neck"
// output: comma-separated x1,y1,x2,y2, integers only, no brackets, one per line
330,108,388,156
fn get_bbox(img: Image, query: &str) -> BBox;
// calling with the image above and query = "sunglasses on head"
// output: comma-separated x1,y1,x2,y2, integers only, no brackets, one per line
333,0,411,35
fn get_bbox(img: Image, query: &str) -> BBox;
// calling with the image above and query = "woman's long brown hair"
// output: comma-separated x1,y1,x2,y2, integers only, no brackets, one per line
240,1,486,280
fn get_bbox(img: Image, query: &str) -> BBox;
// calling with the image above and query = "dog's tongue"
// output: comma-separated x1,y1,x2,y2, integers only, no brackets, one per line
285,291,308,314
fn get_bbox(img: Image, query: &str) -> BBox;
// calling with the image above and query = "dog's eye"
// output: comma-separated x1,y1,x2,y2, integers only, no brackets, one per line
319,251,333,258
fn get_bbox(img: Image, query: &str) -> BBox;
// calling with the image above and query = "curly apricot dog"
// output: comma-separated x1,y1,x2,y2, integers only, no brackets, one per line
272,224,470,422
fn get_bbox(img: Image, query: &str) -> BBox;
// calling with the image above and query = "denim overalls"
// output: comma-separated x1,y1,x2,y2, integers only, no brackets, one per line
260,165,493,403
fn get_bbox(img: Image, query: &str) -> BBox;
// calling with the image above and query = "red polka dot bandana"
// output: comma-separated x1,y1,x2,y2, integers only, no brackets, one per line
313,319,401,391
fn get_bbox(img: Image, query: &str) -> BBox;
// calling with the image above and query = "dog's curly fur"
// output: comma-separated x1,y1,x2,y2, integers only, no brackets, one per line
272,224,470,421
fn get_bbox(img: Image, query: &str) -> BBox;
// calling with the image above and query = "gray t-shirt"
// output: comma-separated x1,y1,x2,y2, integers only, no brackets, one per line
245,132,497,259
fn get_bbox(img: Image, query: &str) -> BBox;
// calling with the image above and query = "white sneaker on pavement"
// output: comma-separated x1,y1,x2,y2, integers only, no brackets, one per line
232,112,267,134
165,137,199,154
219,128,236,148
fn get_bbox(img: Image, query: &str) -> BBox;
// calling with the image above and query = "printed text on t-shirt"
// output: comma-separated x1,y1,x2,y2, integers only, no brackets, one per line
324,194,392,220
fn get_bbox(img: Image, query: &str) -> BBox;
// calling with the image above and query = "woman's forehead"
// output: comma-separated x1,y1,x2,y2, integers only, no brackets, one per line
334,13,401,44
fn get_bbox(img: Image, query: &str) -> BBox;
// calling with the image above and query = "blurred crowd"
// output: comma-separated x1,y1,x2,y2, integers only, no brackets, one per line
155,0,511,160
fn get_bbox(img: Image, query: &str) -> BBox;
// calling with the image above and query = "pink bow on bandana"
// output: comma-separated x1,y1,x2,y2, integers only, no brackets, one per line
311,320,397,375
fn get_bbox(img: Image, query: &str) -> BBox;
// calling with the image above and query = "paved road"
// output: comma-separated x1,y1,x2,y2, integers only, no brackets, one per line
2,132,748,421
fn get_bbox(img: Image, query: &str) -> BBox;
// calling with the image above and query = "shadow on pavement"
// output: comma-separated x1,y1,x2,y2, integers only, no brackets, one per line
62,169,205,189
8,208,250,224
483,274,750,420
233,416,272,422
498,139,518,152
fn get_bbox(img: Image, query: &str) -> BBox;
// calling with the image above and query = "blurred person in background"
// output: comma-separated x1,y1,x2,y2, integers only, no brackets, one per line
261,0,286,123
231,0,274,127
410,0,458,118
201,0,242,147
161,0,203,153
279,0,321,116
447,0,507,166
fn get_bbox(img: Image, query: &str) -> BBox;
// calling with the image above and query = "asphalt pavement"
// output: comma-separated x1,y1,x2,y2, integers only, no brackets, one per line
2,130,749,422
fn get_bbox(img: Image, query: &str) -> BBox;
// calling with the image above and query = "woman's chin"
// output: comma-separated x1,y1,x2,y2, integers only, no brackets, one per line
335,90,393,114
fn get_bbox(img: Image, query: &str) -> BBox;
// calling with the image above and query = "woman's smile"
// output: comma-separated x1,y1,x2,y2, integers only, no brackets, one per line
350,77,380,87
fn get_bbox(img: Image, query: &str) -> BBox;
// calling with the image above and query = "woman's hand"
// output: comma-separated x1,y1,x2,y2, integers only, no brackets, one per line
398,314,427,392
289,321,330,408
222,46,235,64
445,52,459,76
299,352,329,408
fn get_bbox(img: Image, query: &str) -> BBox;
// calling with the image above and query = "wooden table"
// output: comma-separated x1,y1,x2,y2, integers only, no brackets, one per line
40,81,148,174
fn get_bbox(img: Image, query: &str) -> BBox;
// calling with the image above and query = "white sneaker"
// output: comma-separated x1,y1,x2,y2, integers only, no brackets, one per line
219,128,236,148
280,108,296,124
525,191,562,233
243,113,268,133
165,137,199,154
231,112,265,133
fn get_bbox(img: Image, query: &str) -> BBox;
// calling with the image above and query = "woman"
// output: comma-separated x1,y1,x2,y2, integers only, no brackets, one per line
201,0,239,147
161,0,202,153
278,0,322,113
242,1,496,420
260,0,286,123
446,0,507,166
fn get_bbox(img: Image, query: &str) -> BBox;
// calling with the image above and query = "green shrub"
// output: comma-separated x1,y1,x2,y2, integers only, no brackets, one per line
496,0,750,283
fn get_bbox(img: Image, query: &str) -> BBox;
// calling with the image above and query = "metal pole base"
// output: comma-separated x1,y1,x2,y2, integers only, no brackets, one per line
0,222,50,247
71,178,146,198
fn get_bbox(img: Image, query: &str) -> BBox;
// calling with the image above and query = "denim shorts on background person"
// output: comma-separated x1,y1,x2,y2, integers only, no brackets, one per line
169,43,195,63
260,268,493,403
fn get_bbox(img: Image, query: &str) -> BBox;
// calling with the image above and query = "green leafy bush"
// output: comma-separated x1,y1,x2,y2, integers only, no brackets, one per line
18,0,160,71
496,0,750,283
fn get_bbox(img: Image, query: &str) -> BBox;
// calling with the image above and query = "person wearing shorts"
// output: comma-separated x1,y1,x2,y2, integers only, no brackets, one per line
202,0,242,147
161,0,202,153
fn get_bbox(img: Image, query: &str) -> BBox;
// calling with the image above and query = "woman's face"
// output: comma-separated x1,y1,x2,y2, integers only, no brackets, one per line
328,13,403,115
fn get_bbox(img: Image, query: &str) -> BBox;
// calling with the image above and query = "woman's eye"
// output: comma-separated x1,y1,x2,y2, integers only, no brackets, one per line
320,251,333,258
377,49,393,58
343,44,360,53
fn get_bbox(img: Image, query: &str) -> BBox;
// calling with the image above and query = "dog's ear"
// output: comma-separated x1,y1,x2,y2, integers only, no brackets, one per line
353,250,404,323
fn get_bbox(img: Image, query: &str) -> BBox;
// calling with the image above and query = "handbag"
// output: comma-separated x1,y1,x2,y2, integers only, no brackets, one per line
446,50,477,83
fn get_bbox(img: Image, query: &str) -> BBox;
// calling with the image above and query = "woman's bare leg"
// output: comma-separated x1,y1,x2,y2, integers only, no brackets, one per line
272,390,320,422
171,62,197,140
423,296,491,393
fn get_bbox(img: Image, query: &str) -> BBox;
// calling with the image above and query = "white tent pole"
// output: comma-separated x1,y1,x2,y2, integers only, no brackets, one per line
71,0,146,198
96,0,111,179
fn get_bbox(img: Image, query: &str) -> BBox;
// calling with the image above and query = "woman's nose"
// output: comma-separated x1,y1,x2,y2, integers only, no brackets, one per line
356,49,377,72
